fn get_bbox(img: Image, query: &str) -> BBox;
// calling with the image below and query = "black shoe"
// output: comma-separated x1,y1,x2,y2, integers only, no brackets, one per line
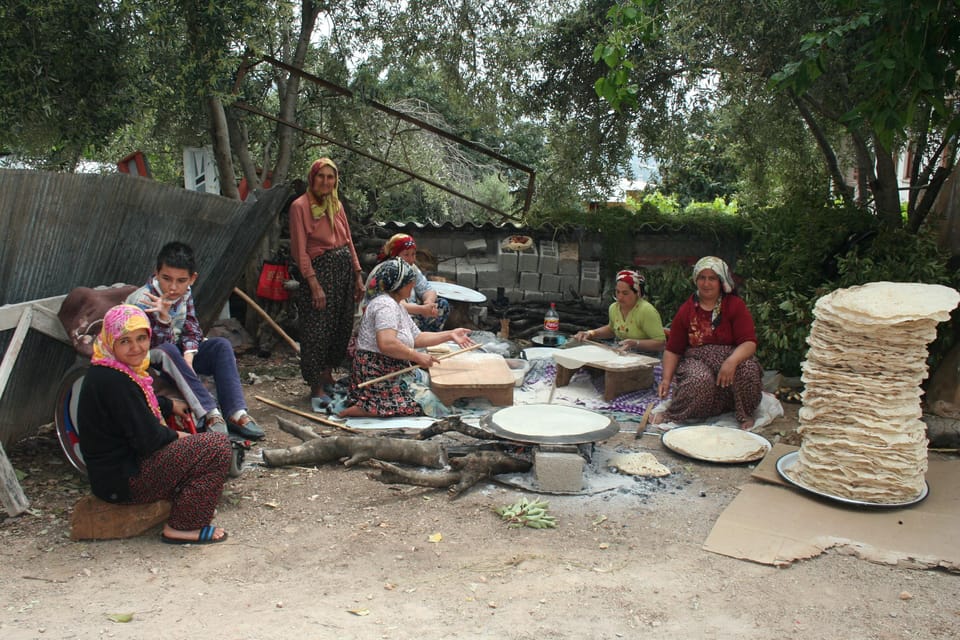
227,415,265,440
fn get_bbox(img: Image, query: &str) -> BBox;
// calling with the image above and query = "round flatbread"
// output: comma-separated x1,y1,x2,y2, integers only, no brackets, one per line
608,452,671,477
662,426,770,463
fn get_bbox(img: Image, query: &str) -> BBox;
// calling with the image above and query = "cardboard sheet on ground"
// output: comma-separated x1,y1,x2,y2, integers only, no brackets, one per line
703,443,960,570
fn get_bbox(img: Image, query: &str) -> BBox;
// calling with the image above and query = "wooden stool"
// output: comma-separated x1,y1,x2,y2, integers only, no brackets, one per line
429,353,515,406
553,346,659,402
70,495,171,541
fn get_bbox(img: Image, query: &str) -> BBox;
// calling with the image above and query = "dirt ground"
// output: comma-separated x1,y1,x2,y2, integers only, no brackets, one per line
1,352,958,640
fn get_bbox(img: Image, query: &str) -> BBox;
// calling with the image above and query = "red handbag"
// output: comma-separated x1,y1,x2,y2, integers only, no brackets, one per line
256,262,290,301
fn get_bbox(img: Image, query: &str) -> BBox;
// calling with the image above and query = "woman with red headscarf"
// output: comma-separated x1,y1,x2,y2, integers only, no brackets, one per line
289,158,365,408
574,269,666,354
366,233,449,331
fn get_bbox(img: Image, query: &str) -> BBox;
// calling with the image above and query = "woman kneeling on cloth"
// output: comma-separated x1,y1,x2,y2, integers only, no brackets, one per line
340,258,474,418
654,257,763,429
77,305,232,544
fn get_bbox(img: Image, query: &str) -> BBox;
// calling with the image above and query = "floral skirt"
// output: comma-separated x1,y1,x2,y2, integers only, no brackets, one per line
663,344,762,424
345,349,423,417
294,245,355,386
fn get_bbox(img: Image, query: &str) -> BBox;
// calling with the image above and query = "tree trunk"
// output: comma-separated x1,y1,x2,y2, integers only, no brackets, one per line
261,433,447,469
266,416,534,497
794,94,854,206
872,138,903,229
271,0,322,186
206,95,240,200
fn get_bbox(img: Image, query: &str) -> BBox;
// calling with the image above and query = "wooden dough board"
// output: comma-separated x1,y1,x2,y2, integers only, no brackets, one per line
553,345,659,401
429,353,515,406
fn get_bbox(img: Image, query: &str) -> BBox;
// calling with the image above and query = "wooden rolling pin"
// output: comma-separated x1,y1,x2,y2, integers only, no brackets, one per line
357,342,484,388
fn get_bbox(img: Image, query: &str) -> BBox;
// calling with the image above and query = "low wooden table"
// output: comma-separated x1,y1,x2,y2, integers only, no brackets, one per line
553,345,659,402
429,353,514,406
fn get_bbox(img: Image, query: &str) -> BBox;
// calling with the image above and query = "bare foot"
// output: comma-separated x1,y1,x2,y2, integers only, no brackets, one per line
161,524,227,544
338,405,377,418
649,411,667,425
739,418,755,431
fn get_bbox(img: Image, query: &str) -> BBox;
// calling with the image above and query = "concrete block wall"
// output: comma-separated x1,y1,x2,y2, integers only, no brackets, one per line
402,227,739,318
429,236,614,312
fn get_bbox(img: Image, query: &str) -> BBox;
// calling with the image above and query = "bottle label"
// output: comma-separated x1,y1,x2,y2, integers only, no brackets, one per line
544,317,559,332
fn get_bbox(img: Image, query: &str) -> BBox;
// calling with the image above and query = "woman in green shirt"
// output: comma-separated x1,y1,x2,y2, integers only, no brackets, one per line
574,269,666,354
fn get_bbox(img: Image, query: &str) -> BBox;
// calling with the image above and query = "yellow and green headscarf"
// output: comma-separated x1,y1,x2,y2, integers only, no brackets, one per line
307,157,341,228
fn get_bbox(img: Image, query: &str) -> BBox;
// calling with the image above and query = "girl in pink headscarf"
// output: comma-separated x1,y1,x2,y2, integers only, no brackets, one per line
574,268,666,354
77,304,233,544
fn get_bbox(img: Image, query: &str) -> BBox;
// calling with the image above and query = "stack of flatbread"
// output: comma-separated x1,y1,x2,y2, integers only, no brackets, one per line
787,282,959,503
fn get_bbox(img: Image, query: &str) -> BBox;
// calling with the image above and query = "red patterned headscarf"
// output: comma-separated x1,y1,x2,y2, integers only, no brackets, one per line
377,234,417,262
616,269,645,296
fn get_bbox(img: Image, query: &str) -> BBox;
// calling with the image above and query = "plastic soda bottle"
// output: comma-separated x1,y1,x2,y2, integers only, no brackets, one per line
544,302,560,332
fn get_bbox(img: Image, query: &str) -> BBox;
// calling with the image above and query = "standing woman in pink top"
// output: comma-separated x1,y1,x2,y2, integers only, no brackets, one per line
289,158,365,407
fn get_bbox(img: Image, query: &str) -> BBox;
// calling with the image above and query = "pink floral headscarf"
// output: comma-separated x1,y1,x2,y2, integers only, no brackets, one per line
91,304,162,419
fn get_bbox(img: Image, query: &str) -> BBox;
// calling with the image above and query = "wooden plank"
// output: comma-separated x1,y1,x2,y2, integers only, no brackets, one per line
0,441,30,516
0,295,65,331
28,305,71,345
0,306,33,405
0,307,33,516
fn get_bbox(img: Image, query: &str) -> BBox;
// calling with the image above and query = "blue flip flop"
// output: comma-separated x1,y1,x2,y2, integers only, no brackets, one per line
311,395,332,412
161,525,228,545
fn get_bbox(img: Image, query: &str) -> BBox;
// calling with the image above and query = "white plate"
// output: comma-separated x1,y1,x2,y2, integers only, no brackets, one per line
661,425,771,464
775,451,929,508
429,281,487,303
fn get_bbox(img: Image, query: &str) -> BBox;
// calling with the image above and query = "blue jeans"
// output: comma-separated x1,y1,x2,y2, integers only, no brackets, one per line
152,338,246,419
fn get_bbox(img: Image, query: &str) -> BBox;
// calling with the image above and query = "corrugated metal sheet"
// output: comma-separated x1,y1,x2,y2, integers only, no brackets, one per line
0,169,293,447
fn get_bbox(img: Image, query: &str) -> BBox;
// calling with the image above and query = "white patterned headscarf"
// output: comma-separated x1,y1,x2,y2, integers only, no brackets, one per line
692,256,734,294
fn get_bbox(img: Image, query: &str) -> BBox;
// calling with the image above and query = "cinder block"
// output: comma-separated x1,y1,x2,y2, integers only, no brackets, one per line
475,262,500,289
418,236,451,259
558,242,580,275
543,291,564,304
523,290,544,302
581,260,601,276
456,262,477,288
534,451,584,492
505,288,524,303
70,495,171,541
580,272,601,296
580,239,603,260
538,241,558,275
540,273,561,293
582,295,603,309
464,238,488,255
559,274,579,296
518,246,539,272
499,269,518,288
438,258,459,282
519,271,540,290
497,243,519,273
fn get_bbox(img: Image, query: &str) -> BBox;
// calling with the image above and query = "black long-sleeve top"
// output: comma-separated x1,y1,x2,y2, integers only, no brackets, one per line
77,365,176,502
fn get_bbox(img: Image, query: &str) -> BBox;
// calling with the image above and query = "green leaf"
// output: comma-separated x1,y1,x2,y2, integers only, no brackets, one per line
107,613,134,623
